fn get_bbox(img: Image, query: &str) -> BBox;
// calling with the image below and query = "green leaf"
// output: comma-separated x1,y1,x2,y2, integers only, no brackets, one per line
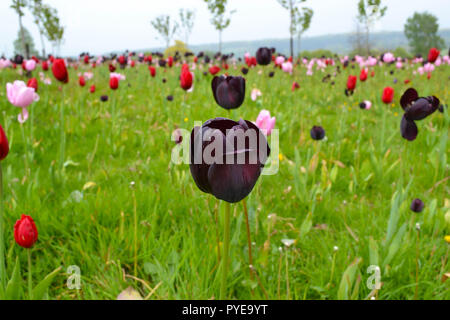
385,191,401,246
31,266,61,300
368,237,379,267
299,212,313,240
337,258,361,300
5,256,21,300
383,223,407,267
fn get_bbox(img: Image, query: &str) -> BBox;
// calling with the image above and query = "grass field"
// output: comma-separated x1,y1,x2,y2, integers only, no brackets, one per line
0,57,448,300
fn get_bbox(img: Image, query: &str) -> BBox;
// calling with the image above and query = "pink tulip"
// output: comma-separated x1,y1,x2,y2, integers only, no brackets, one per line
423,63,434,73
6,80,39,123
24,59,36,71
251,88,262,101
417,67,424,75
110,72,126,81
281,61,293,74
383,52,395,63
275,56,285,66
395,61,403,69
363,100,372,110
255,110,276,136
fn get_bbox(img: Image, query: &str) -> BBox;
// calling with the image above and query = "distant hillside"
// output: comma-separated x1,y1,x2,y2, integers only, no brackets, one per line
137,29,450,57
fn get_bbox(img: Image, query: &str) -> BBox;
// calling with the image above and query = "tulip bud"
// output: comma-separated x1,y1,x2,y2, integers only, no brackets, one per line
0,124,9,161
410,199,424,213
51,59,69,83
189,118,270,203
14,214,38,248
27,78,38,92
256,47,272,66
211,75,246,110
310,126,326,140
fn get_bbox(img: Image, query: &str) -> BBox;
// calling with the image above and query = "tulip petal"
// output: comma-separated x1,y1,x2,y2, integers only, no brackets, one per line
400,88,418,110
401,115,418,141
18,108,29,123
207,162,262,203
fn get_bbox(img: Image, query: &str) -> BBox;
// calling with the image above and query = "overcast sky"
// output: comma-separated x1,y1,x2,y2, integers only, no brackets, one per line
1,0,449,56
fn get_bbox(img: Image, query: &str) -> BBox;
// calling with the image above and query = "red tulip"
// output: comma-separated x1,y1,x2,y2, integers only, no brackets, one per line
194,56,198,63
149,66,156,77
83,55,89,64
42,61,49,71
79,76,86,87
0,124,9,161
359,69,368,82
27,78,38,92
109,64,116,72
428,48,440,63
51,59,69,83
14,214,38,248
110,76,119,90
92,62,96,68
90,85,96,93
404,79,411,84
371,70,375,77
130,60,135,68
291,81,300,91
180,67,193,91
118,55,126,65
347,75,357,91
209,65,221,75
382,87,394,104
168,56,173,68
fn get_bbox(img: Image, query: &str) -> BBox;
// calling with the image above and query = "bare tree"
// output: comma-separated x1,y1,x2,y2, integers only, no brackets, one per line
151,15,179,49
295,7,313,57
349,19,365,55
203,0,235,53
357,0,387,55
179,9,196,46
10,0,28,57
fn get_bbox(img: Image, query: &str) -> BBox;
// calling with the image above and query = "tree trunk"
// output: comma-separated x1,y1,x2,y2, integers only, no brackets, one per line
39,29,46,58
297,34,301,58
219,30,222,53
290,36,293,59
18,16,26,57
366,25,370,56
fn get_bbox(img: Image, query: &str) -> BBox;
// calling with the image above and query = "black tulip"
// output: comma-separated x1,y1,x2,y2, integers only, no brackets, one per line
166,95,174,102
310,126,326,140
268,72,275,78
100,95,109,102
158,59,166,67
189,118,270,203
410,199,424,213
241,67,249,75
212,75,246,110
400,88,439,141
256,47,272,66
13,54,24,65
162,78,167,83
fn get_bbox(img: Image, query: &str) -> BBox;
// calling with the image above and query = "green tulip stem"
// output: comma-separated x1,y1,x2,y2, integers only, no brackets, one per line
220,201,231,300
242,199,254,280
0,162,5,289
59,86,66,176
27,249,33,300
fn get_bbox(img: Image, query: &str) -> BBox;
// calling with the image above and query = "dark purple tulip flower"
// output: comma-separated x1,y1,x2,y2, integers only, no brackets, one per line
310,126,326,140
241,67,249,75
212,75,246,110
400,88,440,141
256,47,272,66
410,198,424,213
166,95,174,102
189,118,270,203
100,95,109,102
